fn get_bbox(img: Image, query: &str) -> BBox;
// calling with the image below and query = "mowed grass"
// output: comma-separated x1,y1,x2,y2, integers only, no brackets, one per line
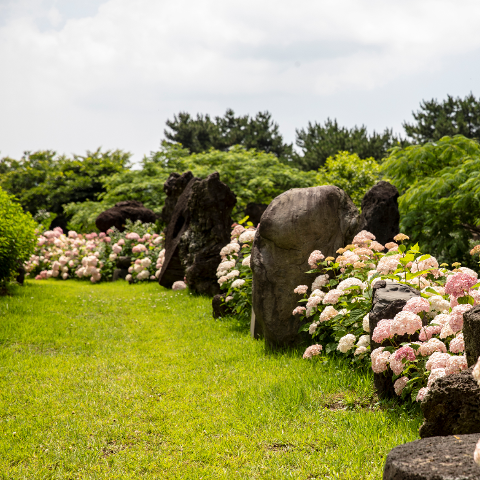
0,280,421,479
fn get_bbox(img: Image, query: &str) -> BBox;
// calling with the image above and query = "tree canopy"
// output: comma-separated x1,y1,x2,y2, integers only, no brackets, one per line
382,135,480,267
0,149,131,229
295,118,403,171
403,93,480,143
164,109,294,161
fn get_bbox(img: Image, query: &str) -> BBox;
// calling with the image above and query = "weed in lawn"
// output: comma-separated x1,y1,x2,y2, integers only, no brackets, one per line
0,280,422,479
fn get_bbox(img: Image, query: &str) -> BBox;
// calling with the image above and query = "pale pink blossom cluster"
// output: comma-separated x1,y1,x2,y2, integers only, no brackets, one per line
445,272,477,297
337,277,365,292
394,376,409,396
322,289,343,305
444,355,468,375
403,297,430,314
449,333,465,353
172,280,187,291
418,338,447,356
425,352,451,371
352,230,375,247
376,254,401,274
390,311,423,336
238,229,256,244
294,285,308,295
337,334,356,353
319,306,338,322
303,344,323,359
371,347,391,373
292,306,306,316
372,319,393,343
29,226,164,284
449,304,473,333
308,250,325,269
312,274,329,290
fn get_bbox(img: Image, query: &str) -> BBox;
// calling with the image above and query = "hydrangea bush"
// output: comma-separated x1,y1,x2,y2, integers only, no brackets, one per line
25,220,165,284
215,221,256,323
294,230,480,402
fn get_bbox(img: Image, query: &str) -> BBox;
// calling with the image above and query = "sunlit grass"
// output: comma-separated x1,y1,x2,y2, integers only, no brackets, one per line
0,280,421,479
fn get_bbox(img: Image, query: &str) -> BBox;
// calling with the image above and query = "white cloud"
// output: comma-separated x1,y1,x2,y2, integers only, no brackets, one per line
1,0,480,160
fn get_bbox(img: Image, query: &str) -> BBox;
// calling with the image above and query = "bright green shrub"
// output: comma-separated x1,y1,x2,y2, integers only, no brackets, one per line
382,135,480,267
316,151,380,206
0,188,37,286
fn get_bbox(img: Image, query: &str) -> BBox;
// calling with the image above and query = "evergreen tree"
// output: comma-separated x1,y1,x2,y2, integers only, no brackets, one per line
295,118,402,171
403,92,480,143
164,109,293,161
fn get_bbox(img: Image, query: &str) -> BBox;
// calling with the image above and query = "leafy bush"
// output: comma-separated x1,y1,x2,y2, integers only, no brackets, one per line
382,135,480,267
316,151,380,206
0,188,37,287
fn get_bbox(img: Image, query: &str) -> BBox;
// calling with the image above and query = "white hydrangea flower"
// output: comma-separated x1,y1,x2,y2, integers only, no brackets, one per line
337,334,356,353
363,313,370,332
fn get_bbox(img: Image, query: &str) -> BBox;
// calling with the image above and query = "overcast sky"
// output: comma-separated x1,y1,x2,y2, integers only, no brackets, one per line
1,0,479,163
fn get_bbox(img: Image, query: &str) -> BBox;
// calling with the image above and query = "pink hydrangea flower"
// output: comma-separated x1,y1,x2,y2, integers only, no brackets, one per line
394,376,409,396
322,289,342,305
449,304,473,333
427,368,446,388
377,254,401,274
416,387,429,402
319,306,338,322
371,347,391,373
337,277,365,292
125,232,140,241
393,345,417,362
292,306,306,316
419,338,447,356
307,295,323,309
303,344,323,359
308,250,325,269
231,224,245,238
419,325,442,341
449,333,465,353
372,319,394,343
352,230,375,246
370,241,385,252
294,285,308,295
172,281,187,291
391,311,422,336
445,272,477,297
425,352,451,371
389,355,406,376
445,355,468,375
402,297,430,314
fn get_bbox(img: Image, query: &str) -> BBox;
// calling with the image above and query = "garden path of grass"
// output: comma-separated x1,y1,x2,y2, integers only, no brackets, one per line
0,280,421,479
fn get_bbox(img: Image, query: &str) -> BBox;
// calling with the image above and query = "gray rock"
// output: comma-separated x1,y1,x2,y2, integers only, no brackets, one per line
158,176,200,289
369,281,420,398
112,268,129,281
95,200,157,232
212,293,235,318
251,185,359,349
383,433,480,480
115,256,132,270
179,172,236,297
419,367,480,438
359,181,400,246
463,305,480,367
159,172,236,296
160,171,195,226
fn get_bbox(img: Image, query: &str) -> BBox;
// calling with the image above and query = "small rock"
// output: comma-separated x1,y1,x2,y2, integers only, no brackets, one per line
419,367,480,438
359,181,400,246
212,293,235,318
383,433,480,480
463,305,480,367
95,201,156,232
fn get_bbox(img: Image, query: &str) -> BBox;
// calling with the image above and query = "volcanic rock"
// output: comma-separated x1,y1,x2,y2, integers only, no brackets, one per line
383,433,480,480
250,185,359,349
419,367,480,438
359,181,400,246
95,200,156,232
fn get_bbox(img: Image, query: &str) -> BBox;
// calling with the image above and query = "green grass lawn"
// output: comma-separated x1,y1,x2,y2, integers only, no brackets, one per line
0,280,421,479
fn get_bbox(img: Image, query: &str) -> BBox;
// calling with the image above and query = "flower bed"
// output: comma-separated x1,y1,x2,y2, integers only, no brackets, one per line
294,230,480,402
25,221,165,283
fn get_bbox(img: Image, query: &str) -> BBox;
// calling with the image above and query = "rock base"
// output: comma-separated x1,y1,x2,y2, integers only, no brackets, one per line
112,268,129,281
383,434,480,479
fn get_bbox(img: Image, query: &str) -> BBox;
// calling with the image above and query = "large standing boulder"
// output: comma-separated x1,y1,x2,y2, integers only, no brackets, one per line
179,172,236,296
160,171,195,226
244,203,268,227
463,305,480,367
359,181,399,245
251,185,359,349
158,176,200,289
419,367,480,438
369,281,420,398
158,172,236,295
95,200,157,232
383,434,480,480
